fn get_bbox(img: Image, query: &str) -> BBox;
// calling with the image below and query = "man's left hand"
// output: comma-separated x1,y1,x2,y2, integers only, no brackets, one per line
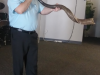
52,3,61,12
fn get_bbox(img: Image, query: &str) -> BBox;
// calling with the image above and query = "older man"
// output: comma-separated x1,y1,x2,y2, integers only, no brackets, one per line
7,0,60,75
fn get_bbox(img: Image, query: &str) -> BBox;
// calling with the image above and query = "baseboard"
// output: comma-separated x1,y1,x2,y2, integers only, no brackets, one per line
39,38,82,44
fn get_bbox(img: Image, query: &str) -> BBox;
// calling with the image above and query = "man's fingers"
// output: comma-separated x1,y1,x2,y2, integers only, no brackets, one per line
56,3,58,5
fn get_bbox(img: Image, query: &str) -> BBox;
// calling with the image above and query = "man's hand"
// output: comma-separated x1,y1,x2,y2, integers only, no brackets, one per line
52,3,61,12
40,3,61,15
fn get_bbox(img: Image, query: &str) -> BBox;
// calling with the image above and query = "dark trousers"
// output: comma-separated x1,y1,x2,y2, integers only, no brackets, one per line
11,28,38,75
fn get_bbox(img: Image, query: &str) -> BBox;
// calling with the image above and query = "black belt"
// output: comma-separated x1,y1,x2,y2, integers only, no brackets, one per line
11,27,35,34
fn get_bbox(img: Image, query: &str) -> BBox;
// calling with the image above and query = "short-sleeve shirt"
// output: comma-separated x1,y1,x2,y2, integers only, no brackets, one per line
7,0,44,31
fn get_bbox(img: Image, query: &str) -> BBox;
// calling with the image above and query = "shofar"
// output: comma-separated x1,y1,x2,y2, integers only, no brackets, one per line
38,0,95,25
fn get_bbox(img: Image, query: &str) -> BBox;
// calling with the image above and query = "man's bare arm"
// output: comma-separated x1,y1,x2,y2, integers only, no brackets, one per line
15,0,32,14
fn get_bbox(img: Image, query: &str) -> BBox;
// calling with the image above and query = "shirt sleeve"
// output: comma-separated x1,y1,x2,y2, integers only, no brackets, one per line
7,0,21,13
38,2,45,13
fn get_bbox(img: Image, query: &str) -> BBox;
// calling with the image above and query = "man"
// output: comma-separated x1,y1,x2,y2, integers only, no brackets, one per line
7,0,60,75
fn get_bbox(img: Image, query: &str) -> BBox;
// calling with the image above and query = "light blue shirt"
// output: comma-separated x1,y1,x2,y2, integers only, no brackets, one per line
7,0,44,31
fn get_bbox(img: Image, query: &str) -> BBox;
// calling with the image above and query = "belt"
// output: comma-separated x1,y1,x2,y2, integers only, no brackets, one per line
11,27,35,34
